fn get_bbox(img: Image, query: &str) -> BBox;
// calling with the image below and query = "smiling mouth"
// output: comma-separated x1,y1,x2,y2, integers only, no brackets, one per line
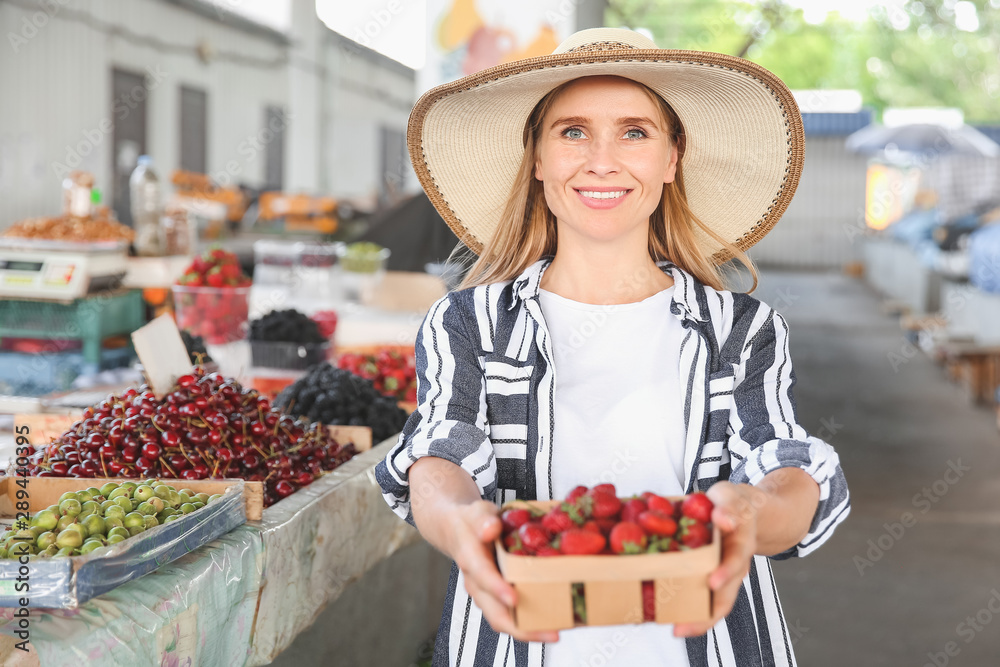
575,189,631,200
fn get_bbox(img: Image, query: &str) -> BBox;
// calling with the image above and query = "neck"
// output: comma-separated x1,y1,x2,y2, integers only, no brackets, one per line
539,230,673,305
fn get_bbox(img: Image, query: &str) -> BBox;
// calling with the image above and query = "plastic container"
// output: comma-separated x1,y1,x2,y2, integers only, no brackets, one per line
338,243,391,305
250,340,330,370
0,290,145,365
0,477,252,608
253,240,344,298
130,155,162,256
171,285,251,344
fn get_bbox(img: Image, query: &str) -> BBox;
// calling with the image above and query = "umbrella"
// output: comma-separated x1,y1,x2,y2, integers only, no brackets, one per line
846,123,1000,158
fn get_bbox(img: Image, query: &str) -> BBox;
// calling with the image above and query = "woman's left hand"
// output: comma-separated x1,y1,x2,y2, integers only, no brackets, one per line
672,480,763,638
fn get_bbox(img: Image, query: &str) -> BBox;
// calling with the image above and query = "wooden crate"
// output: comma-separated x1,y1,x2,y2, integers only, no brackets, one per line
494,500,719,632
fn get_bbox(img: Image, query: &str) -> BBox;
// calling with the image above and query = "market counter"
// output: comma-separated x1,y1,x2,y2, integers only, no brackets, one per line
0,439,428,666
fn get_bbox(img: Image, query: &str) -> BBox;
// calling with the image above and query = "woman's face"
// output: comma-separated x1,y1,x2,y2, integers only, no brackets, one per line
534,76,678,248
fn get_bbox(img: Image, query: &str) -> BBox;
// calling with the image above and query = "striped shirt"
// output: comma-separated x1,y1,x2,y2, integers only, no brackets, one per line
375,257,851,667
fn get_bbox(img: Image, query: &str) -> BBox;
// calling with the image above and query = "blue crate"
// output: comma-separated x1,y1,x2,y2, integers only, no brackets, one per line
0,347,134,397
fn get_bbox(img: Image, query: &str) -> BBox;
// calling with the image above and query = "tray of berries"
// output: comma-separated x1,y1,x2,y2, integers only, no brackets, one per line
0,477,246,608
494,484,720,632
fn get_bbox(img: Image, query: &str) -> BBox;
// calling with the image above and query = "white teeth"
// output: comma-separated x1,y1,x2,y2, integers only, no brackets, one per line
578,190,627,199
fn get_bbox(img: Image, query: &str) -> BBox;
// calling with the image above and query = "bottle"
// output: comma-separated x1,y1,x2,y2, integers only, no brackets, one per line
130,156,162,256
62,170,94,219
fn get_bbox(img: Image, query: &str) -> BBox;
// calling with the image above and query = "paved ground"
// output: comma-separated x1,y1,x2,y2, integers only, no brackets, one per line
755,270,1000,667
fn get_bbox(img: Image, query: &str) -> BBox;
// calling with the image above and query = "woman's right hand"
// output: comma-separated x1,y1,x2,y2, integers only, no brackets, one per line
444,499,561,644
409,457,560,644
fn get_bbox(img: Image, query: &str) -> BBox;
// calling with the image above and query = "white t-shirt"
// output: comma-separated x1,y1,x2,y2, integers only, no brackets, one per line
538,285,691,667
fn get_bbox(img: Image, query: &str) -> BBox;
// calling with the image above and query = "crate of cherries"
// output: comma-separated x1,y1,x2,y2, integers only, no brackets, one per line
495,484,720,632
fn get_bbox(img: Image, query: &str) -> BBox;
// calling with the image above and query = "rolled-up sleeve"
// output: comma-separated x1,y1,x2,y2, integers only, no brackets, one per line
374,293,496,526
727,307,851,559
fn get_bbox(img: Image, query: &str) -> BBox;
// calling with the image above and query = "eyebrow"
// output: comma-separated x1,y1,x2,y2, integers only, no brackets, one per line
549,115,660,130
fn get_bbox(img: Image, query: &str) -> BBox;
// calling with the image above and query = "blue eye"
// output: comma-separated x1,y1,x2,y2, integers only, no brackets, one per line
625,128,647,140
563,127,585,139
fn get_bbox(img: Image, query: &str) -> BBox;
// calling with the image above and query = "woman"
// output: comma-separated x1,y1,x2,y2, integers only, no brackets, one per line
376,28,850,667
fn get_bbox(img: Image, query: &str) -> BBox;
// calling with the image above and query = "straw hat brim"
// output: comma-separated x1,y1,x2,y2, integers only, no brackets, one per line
408,48,805,263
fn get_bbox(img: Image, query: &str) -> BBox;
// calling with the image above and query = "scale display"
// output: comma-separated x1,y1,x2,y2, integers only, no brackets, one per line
0,241,127,300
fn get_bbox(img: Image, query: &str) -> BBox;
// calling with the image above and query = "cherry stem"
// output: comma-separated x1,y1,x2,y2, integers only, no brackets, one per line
159,456,177,477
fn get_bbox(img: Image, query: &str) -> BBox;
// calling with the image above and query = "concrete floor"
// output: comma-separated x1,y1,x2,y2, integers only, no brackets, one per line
755,270,1000,667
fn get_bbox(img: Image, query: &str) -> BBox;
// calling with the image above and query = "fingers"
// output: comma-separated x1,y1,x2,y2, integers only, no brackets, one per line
465,576,560,644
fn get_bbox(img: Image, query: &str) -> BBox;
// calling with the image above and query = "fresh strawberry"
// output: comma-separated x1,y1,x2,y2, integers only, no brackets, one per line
591,483,617,497
621,498,647,523
221,263,241,280
595,518,617,536
558,529,606,555
206,270,225,288
535,545,561,556
541,507,576,535
501,508,532,534
584,489,622,520
681,492,715,523
517,522,551,554
566,485,588,503
642,581,655,622
638,510,678,537
581,520,602,535
609,522,648,554
503,531,523,553
643,492,674,515
680,518,711,548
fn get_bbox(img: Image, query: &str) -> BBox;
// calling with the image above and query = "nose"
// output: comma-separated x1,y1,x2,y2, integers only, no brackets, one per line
583,135,621,178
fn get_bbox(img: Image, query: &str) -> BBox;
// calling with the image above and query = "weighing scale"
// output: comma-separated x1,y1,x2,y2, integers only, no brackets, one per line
0,238,129,301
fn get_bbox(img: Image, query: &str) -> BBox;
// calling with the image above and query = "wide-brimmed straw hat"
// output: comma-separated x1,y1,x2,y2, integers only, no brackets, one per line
408,27,805,262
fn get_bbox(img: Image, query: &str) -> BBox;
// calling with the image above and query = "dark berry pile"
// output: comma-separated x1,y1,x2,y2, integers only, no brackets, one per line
180,330,214,364
274,363,407,443
250,309,325,344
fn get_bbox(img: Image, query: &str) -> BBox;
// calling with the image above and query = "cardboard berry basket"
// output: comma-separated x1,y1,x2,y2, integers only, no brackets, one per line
0,476,253,608
494,499,721,632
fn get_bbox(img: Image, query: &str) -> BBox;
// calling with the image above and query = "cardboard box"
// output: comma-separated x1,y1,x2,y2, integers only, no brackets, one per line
495,500,720,632
0,476,249,608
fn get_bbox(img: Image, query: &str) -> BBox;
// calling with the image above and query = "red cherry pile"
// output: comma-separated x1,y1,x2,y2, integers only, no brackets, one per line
23,366,357,507
337,349,417,402
500,484,714,557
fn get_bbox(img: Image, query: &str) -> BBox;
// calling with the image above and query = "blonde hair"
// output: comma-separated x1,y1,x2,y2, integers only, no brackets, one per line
458,76,758,293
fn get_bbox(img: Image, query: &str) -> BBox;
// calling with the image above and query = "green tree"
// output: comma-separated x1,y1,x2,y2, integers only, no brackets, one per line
606,0,1000,122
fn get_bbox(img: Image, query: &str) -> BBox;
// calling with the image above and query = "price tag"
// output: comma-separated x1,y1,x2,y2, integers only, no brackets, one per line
131,315,194,397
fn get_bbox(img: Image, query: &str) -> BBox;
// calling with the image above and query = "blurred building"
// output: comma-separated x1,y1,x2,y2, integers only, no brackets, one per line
0,0,416,228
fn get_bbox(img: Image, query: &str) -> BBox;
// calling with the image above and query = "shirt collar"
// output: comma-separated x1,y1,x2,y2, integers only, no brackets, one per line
508,256,707,322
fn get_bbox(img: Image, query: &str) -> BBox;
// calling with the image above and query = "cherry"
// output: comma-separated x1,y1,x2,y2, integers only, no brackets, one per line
168,454,189,471
296,471,314,486
122,447,139,463
177,374,196,388
135,457,155,473
50,460,69,476
275,480,295,498
161,430,180,447
142,443,162,460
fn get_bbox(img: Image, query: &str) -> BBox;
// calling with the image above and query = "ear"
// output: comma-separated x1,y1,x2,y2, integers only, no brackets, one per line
534,158,543,182
663,145,679,184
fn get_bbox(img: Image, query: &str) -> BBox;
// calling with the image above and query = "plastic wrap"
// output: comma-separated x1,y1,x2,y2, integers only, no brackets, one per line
0,482,247,609
246,439,420,665
0,524,263,666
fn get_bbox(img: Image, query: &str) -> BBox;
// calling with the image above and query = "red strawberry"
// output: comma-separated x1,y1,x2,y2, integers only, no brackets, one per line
609,522,648,554
501,508,532,534
621,498,647,523
591,483,617,497
680,519,711,548
587,490,622,520
642,581,655,622
643,492,674,515
681,492,715,523
206,270,225,288
503,531,523,553
566,485,588,503
638,510,678,537
594,518,617,536
221,263,241,280
541,508,576,535
535,545,561,557
517,522,551,554
558,529,606,555
581,520,602,535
